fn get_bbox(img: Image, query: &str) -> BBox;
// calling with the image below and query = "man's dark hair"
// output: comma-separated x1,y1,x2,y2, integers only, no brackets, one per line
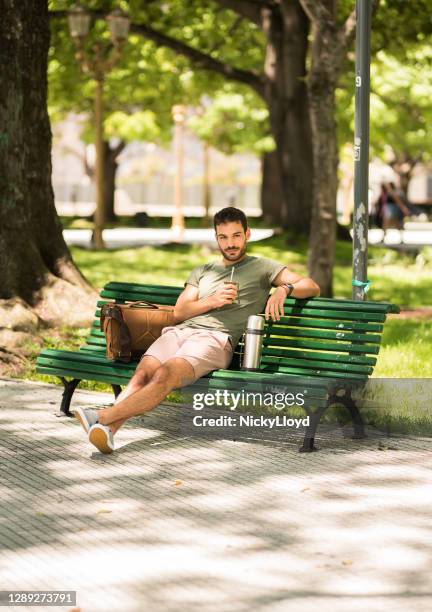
213,207,248,232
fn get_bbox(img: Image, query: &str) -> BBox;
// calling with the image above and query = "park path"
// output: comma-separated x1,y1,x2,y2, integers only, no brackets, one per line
0,378,431,612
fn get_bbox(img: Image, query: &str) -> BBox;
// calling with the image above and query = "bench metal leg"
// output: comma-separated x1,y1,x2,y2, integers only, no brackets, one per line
328,387,366,440
112,384,122,399
299,409,323,453
59,377,81,417
346,399,366,439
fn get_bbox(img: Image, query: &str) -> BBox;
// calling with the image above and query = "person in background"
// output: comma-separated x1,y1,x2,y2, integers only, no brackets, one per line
375,182,410,242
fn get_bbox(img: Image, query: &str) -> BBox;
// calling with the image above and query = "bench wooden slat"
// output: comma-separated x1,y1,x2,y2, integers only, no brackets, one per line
37,351,136,374
83,337,106,347
37,365,131,386
103,282,400,313
280,306,386,322
264,326,381,344
206,368,335,386
263,336,379,354
104,281,181,293
259,364,367,380
265,316,384,333
283,299,396,313
80,345,106,353
260,355,372,375
99,291,179,304
261,346,376,366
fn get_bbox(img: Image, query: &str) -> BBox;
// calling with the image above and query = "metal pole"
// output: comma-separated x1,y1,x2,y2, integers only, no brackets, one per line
352,0,372,300
93,74,105,249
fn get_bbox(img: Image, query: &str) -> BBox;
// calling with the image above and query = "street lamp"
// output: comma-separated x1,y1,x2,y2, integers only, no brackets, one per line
171,105,186,241
67,4,130,249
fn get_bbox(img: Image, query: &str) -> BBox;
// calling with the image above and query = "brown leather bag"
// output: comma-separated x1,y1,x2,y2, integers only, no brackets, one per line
100,301,175,362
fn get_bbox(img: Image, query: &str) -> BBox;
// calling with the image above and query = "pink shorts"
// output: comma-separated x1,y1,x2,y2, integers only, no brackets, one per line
143,326,233,381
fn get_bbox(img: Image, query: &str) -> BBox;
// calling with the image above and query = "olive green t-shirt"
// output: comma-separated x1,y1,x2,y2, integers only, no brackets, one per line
177,255,286,345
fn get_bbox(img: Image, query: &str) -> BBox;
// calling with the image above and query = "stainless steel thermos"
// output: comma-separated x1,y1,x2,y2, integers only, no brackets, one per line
241,315,265,371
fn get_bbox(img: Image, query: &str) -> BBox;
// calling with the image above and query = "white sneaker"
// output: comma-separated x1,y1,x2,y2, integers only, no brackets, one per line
75,407,99,433
88,423,115,454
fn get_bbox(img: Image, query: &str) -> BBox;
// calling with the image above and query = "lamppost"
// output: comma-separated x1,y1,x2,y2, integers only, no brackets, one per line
171,105,186,241
67,5,130,249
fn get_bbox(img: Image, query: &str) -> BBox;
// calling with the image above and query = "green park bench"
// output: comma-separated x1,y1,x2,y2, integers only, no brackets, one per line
36,282,399,452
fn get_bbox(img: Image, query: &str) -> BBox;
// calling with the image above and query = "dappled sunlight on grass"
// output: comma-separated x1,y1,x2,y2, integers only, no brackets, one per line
372,319,432,378
71,243,208,289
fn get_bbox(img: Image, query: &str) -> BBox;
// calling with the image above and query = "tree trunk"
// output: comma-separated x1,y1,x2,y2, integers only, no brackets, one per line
261,151,284,225
262,2,313,233
306,25,339,297
0,0,96,332
103,140,125,223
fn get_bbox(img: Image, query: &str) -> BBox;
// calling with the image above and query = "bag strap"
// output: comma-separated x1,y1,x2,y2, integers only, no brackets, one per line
127,300,158,309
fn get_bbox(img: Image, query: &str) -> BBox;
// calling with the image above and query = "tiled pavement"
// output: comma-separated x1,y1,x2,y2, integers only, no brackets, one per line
0,378,431,612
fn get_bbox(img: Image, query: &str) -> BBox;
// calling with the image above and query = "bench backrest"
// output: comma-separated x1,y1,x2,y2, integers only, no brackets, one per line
85,282,399,382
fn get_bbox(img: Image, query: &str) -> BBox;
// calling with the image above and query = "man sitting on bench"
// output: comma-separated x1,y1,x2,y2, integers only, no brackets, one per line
75,206,320,453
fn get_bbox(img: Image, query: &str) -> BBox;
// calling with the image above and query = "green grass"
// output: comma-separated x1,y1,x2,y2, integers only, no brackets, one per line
372,319,432,377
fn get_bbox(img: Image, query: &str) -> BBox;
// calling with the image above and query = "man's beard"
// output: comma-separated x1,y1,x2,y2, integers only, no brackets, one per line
219,243,247,262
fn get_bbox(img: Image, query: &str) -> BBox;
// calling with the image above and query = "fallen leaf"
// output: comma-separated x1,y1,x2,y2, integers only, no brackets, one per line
174,479,183,486
342,560,353,566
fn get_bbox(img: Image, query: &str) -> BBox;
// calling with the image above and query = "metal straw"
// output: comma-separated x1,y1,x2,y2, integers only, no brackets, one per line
229,266,235,282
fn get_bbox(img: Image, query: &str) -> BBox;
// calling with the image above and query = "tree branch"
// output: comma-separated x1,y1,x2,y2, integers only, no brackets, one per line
208,15,244,55
337,0,381,56
298,0,334,28
111,140,126,158
49,10,265,97
130,22,264,95
214,0,268,26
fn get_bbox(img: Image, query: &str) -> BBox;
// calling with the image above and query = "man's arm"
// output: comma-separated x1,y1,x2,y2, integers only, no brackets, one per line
173,283,238,323
265,268,320,321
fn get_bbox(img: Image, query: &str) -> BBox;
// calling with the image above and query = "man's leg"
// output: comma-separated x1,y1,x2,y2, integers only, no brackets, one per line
97,357,195,428
107,356,161,434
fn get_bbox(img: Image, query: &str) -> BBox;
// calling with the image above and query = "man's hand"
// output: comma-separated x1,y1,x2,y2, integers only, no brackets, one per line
265,286,287,321
210,282,238,308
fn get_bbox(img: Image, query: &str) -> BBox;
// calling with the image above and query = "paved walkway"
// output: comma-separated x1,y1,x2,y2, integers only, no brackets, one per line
0,378,431,612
